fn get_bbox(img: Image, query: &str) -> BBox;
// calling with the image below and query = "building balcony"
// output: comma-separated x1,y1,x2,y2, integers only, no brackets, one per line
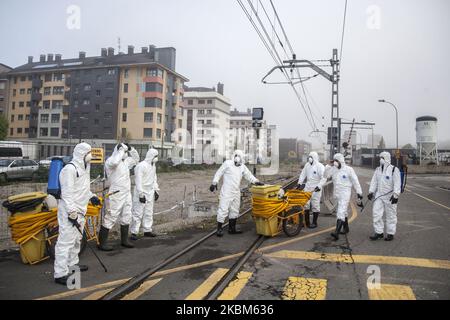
32,79,43,88
31,92,42,101
200,123,218,129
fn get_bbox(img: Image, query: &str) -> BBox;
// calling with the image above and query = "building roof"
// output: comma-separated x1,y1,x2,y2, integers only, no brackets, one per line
6,48,189,81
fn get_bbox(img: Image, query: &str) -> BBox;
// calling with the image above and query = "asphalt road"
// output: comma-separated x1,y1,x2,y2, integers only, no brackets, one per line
0,167,449,300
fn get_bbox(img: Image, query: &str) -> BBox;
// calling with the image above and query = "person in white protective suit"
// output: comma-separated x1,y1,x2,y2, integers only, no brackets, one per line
368,151,401,241
54,142,101,285
98,143,140,251
210,150,264,237
297,151,325,228
321,153,363,240
130,148,160,240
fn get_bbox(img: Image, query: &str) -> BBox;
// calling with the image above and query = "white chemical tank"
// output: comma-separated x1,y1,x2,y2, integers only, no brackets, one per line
416,116,438,164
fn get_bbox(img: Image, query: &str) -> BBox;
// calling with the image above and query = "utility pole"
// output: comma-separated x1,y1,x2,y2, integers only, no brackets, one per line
262,49,340,159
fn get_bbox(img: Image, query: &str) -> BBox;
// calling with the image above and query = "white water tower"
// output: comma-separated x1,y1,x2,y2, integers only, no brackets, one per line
416,116,438,165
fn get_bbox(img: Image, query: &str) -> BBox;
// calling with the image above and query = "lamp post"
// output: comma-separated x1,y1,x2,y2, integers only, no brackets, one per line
378,99,399,163
161,130,166,160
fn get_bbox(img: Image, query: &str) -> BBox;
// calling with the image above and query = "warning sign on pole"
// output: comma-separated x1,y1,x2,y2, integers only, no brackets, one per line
91,148,104,164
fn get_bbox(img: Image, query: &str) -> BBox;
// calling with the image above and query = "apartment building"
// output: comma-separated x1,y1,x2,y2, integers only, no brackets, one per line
183,83,230,163
5,45,188,147
0,64,12,116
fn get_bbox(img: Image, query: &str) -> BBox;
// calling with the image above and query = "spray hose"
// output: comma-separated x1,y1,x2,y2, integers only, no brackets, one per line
252,190,312,219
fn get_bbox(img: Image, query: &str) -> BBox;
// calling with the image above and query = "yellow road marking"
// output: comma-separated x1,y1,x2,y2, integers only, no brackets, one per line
83,288,115,300
266,250,450,270
217,271,252,300
37,204,358,300
405,188,450,211
281,277,327,300
368,283,416,300
121,278,162,300
185,268,229,300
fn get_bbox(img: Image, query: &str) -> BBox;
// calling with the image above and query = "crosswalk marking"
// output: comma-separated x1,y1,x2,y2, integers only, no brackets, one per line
217,271,252,300
368,284,416,300
121,278,162,300
185,268,229,300
266,250,450,270
281,277,327,300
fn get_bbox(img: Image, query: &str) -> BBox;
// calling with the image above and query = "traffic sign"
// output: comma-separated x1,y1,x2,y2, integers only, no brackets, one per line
91,148,104,164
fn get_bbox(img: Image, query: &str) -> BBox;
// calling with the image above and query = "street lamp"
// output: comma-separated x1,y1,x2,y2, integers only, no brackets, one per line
378,99,399,150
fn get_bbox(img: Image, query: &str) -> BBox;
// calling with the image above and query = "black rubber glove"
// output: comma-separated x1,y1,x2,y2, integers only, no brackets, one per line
367,193,374,201
357,193,363,200
314,186,321,192
68,212,79,227
90,196,101,206
209,184,218,192
254,181,264,186
139,195,146,204
297,184,305,190
390,195,398,204
154,191,159,202
125,143,131,150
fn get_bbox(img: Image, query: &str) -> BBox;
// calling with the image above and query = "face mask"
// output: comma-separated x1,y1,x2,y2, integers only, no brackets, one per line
334,161,340,168
152,157,158,164
234,156,242,166
380,158,386,166
84,153,92,163
308,157,313,164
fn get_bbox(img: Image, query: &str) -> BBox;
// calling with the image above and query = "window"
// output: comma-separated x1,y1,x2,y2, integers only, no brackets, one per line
50,128,59,137
106,82,114,89
96,90,101,97
20,76,26,82
10,115,14,122
187,99,193,105
83,83,91,91
207,120,212,124
123,98,128,108
103,127,112,134
198,110,205,115
145,98,162,108
124,69,129,79
94,104,100,111
52,100,63,109
44,87,51,95
144,112,153,122
146,68,163,77
96,75,102,82
83,98,90,105
94,119,99,125
123,83,128,93
40,114,49,123
198,120,204,125
104,112,112,119
53,73,63,81
17,128,22,134
107,69,115,75
40,128,48,136
207,109,212,114
25,128,29,134
13,77,17,84
145,82,163,93
20,89,25,95
53,86,64,95
19,102,25,108
122,113,127,122
207,100,213,104
18,115,23,121
105,97,112,104
13,89,16,97
0,83,4,90
198,100,205,105
156,129,161,138
11,102,15,110
10,128,13,135
74,100,79,108
157,113,162,124
121,128,127,138
143,128,152,138
25,115,30,120
26,101,31,107
178,119,182,128
51,114,60,123
27,88,32,94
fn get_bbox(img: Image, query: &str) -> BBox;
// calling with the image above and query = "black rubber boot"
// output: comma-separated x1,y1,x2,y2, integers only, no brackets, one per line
98,225,113,251
120,225,135,248
216,222,224,237
370,233,384,241
384,234,394,241
130,234,139,241
340,217,349,234
144,231,157,237
304,210,311,228
331,220,344,241
54,275,69,286
228,219,242,234
309,212,319,229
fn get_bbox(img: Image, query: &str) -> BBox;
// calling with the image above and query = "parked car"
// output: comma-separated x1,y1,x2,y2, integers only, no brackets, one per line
169,157,192,166
0,159,40,182
39,156,72,167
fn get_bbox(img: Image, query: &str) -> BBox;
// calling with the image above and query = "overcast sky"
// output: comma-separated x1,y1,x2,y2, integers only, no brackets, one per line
1,0,449,149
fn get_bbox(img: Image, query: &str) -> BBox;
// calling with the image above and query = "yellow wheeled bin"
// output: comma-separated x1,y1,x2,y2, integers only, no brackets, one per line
250,185,284,237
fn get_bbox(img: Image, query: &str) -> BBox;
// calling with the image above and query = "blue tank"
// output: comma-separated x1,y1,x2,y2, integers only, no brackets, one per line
47,158,65,199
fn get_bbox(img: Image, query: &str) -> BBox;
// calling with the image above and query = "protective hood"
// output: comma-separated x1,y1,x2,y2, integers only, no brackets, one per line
72,142,91,168
233,150,245,165
333,153,345,166
309,151,319,164
145,148,159,164
379,151,391,165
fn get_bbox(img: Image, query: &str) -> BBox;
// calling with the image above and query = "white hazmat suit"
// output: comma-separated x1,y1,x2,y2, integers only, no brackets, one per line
212,150,259,224
54,143,94,279
131,148,159,235
322,153,362,221
298,151,325,213
369,151,401,237
103,144,140,229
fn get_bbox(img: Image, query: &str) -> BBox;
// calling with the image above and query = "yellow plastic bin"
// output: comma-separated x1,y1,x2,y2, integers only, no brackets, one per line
253,215,279,237
250,185,282,200
19,230,47,265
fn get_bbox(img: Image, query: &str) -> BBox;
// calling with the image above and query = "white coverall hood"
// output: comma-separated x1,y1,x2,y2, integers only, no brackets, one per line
233,150,245,166
379,151,391,165
145,148,159,164
72,142,92,169
309,151,319,164
333,153,346,166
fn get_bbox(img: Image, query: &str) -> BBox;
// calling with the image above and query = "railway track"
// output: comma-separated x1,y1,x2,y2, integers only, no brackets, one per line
100,174,299,300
